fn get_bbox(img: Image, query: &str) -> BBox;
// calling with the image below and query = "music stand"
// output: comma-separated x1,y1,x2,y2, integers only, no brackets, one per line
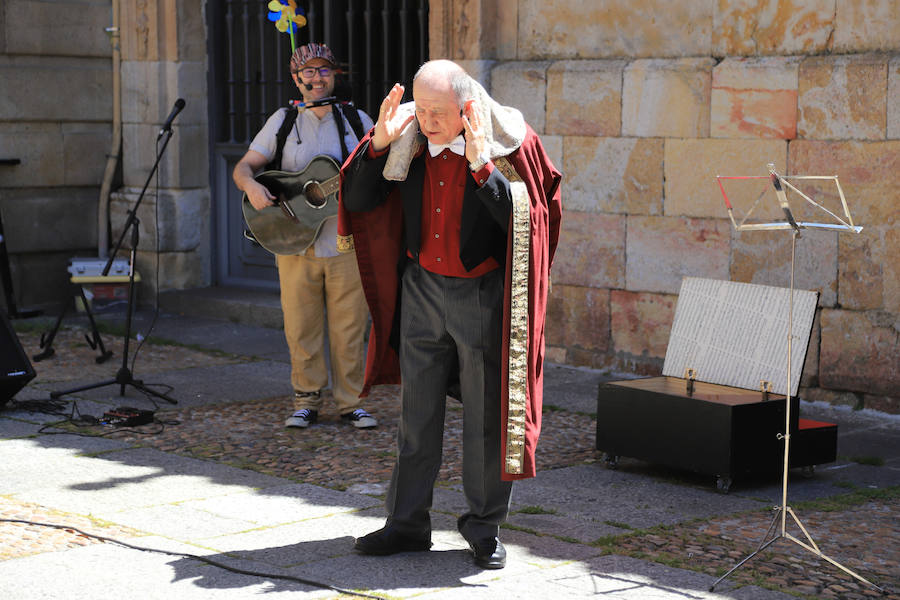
49,123,180,405
709,164,883,593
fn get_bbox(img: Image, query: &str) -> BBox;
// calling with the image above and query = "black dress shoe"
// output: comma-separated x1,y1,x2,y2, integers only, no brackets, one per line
468,537,506,569
354,525,432,555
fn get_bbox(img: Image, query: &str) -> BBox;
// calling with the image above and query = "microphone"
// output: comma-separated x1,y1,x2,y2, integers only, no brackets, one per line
158,98,186,139
303,82,314,91
289,96,338,109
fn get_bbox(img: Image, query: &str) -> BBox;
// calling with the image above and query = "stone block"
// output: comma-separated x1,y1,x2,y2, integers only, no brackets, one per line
789,140,900,225
713,0,837,56
518,0,712,59
490,61,550,134
442,0,496,60
800,386,863,410
121,0,159,61
664,138,787,219
496,0,517,60
544,346,567,365
730,228,838,307
833,0,900,53
838,224,900,313
626,216,731,294
5,0,111,56
711,57,801,139
5,250,89,310
546,60,625,136
545,284,610,353
800,311,821,388
539,135,563,176
110,188,210,254
798,55,888,140
889,57,900,139
122,60,164,124
122,123,208,189
63,123,111,186
457,60,496,90
551,211,625,289
566,347,609,370
563,136,663,215
622,58,714,138
610,290,676,360
121,0,204,62
131,249,207,296
862,394,900,414
0,122,65,187
175,0,207,62
819,308,900,397
0,188,98,252
885,226,900,315
122,60,207,129
0,55,111,121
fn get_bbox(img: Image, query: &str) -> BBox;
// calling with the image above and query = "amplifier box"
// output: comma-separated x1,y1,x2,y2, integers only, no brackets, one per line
68,257,131,278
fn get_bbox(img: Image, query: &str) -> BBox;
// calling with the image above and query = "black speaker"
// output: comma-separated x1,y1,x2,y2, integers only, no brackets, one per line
0,312,35,407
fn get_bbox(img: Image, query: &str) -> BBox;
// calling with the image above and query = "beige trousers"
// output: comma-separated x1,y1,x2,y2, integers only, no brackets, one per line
276,249,368,414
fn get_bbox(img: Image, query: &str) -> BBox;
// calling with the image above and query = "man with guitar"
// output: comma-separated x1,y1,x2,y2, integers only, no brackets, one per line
232,43,377,430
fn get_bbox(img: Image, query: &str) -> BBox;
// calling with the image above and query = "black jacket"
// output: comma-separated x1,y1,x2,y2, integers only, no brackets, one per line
342,138,513,271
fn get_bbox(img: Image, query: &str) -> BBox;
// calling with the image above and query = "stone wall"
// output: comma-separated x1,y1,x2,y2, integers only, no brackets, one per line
0,0,210,307
0,0,113,308
432,0,900,413
111,0,211,296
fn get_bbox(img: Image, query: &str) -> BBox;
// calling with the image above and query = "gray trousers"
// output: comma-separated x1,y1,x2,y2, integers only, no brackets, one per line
386,261,513,542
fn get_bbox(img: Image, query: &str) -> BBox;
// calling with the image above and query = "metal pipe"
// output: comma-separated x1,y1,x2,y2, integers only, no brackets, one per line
97,0,122,258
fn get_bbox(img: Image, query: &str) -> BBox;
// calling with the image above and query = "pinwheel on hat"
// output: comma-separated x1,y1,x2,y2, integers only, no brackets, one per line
267,0,307,51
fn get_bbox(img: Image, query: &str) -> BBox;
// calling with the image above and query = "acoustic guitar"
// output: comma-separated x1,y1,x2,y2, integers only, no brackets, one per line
241,155,341,255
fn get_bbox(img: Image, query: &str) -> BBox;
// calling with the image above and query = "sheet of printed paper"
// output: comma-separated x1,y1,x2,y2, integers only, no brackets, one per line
662,277,818,397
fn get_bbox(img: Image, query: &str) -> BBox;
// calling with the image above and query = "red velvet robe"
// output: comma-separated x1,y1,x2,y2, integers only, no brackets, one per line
338,125,562,480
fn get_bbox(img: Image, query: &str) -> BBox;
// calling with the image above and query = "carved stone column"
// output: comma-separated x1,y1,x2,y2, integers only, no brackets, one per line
113,0,211,295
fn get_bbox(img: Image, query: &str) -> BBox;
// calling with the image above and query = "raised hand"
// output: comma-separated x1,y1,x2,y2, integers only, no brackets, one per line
461,99,487,165
371,83,415,151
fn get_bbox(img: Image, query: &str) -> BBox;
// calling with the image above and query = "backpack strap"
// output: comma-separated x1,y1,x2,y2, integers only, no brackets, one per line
340,102,366,142
331,104,352,162
331,102,368,163
266,107,299,171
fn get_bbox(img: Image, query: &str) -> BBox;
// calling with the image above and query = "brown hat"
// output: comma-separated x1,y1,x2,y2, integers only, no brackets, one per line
290,43,336,73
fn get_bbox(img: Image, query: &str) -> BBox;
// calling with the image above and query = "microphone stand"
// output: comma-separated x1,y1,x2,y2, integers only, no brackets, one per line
50,127,178,405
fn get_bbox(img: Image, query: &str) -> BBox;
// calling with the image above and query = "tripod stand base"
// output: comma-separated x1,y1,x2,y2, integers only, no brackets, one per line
710,505,886,594
50,366,177,405
33,285,113,364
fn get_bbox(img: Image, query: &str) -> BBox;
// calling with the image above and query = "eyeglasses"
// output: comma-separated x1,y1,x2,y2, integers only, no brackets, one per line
297,67,333,78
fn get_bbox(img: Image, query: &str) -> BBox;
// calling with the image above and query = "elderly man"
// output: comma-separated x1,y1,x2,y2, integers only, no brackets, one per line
339,60,562,569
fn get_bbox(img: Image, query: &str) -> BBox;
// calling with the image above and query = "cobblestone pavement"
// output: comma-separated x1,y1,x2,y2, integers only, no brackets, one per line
0,498,143,560
2,325,898,600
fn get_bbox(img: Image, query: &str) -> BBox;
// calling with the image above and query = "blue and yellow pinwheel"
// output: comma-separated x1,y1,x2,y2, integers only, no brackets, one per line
268,0,307,51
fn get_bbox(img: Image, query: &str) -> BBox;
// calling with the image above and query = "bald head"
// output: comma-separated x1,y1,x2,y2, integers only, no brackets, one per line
413,60,473,110
411,60,475,145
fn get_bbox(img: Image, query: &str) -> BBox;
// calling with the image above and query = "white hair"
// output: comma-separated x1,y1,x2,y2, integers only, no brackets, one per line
413,60,474,109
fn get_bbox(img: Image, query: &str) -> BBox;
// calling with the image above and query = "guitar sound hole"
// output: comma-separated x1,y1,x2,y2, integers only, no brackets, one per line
303,180,327,209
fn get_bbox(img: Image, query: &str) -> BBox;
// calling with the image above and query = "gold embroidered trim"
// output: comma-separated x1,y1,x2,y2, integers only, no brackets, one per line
495,157,530,475
336,233,355,253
